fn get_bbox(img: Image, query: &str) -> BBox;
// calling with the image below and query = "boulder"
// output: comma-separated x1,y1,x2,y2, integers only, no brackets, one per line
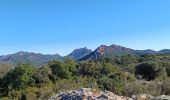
50,88,170,100
153,95,170,100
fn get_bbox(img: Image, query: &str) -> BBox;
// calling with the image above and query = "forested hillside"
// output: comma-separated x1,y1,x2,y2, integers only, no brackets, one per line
0,54,170,99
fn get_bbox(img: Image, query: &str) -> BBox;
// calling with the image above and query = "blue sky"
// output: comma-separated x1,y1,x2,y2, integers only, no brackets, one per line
0,0,170,56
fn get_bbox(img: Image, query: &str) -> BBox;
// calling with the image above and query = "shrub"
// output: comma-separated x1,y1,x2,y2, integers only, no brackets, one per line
135,62,159,81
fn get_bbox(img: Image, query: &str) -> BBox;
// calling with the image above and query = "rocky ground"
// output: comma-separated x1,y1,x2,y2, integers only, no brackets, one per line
49,88,170,100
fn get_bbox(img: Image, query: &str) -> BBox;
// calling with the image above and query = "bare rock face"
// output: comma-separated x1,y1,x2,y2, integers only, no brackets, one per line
152,95,170,100
132,94,149,100
49,88,170,100
49,88,132,100
79,44,135,60
67,47,92,60
132,94,170,100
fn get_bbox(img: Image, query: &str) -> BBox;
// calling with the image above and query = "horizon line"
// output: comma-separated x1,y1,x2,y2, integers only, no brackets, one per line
0,44,170,57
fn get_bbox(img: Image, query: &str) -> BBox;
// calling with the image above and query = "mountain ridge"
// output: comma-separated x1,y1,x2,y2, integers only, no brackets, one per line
80,44,170,60
0,51,62,67
0,44,170,65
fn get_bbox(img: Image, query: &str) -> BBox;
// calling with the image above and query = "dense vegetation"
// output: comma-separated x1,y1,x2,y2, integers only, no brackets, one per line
1,54,170,99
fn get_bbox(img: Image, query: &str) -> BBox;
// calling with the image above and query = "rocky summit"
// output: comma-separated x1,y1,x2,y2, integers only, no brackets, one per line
49,88,170,100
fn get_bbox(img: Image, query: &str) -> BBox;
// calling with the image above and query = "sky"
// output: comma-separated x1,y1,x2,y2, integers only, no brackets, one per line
0,0,170,56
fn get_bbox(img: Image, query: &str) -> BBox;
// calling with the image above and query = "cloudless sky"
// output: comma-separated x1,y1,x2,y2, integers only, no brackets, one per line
0,0,170,56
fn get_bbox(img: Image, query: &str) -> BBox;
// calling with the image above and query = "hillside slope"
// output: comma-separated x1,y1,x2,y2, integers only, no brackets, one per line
80,44,170,60
0,51,62,67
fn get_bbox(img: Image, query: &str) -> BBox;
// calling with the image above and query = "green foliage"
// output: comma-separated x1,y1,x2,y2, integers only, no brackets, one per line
135,62,168,81
33,65,52,86
166,67,170,77
135,62,159,81
64,58,77,75
78,61,102,77
101,63,117,76
1,54,170,99
0,64,35,97
115,54,138,65
122,81,164,96
97,75,123,95
161,62,170,77
155,67,167,81
0,64,13,79
48,60,71,80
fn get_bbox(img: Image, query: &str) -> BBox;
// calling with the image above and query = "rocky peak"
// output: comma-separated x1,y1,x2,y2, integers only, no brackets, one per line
96,45,107,56
80,44,134,60
67,47,92,60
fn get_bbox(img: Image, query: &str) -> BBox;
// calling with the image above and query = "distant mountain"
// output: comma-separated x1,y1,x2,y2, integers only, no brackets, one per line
0,44,170,64
80,44,135,60
80,44,170,60
158,49,170,54
66,47,92,60
0,51,62,67
134,49,158,55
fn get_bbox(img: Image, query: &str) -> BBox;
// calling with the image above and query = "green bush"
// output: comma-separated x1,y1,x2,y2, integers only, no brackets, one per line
78,61,102,78
135,62,159,81
97,74,124,95
0,64,35,97
33,65,52,87
48,60,72,80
